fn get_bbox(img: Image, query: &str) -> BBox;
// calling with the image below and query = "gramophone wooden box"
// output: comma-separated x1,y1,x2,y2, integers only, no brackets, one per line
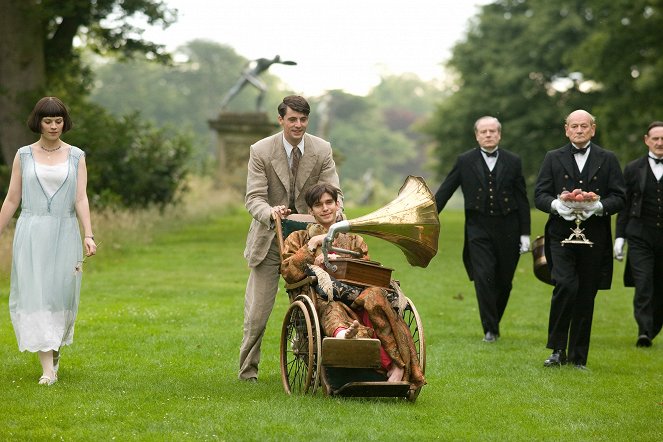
325,258,393,289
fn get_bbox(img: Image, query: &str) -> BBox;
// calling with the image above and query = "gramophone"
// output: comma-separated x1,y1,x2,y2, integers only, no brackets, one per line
320,175,440,288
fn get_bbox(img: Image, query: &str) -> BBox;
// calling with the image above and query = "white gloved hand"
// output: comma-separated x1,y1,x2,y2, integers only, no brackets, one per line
519,235,530,254
577,201,603,221
614,237,625,261
551,199,576,221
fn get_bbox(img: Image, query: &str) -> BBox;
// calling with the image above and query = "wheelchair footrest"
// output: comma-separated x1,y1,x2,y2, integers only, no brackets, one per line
332,380,412,398
321,337,381,368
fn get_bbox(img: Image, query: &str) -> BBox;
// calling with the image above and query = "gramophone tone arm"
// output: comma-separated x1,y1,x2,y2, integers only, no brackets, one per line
323,220,351,270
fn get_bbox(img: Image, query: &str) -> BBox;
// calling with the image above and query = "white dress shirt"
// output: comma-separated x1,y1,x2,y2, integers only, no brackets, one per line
572,142,590,172
649,155,663,181
480,148,498,172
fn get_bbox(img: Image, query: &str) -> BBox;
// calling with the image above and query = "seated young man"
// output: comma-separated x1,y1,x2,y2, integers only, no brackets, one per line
280,183,425,389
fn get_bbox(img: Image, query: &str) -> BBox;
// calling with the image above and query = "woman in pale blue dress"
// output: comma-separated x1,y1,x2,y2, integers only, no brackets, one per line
0,97,97,386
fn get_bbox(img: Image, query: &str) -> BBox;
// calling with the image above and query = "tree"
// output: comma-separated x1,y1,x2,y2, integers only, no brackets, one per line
0,0,174,165
569,0,663,161
425,0,663,185
425,1,599,184
89,40,287,171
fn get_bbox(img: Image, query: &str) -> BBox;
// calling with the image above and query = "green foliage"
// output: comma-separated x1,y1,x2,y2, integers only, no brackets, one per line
306,80,443,200
425,0,602,186
1,206,661,440
569,0,663,163
424,0,663,187
35,0,176,109
64,101,192,209
90,40,288,172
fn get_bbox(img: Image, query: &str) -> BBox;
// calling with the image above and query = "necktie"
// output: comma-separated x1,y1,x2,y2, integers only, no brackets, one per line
574,147,588,155
483,150,498,157
650,156,663,164
291,147,301,177
289,148,301,211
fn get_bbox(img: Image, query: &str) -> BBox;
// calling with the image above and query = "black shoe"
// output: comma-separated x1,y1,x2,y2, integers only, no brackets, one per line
483,331,497,343
543,349,567,367
636,334,652,348
573,363,589,371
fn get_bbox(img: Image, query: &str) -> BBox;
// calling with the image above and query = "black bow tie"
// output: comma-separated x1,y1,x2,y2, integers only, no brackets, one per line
574,147,588,156
650,156,663,164
483,150,498,157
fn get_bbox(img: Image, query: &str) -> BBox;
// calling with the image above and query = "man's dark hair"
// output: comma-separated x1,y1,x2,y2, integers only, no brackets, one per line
278,95,310,117
646,121,663,135
305,183,340,208
26,97,73,133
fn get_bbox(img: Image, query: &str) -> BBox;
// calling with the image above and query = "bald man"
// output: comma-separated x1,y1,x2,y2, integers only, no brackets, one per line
534,110,625,369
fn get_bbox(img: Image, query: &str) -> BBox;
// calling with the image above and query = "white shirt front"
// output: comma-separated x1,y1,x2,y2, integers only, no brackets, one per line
480,148,498,172
35,161,68,198
649,155,663,181
572,142,591,172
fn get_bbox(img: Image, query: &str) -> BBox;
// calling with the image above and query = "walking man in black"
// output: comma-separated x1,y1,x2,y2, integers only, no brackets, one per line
435,116,531,342
614,121,663,348
535,109,625,369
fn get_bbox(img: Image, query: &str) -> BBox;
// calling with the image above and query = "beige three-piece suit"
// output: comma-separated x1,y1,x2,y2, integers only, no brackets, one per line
239,131,340,380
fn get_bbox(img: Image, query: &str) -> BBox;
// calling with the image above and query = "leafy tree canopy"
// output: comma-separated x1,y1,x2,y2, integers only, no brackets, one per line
425,0,663,185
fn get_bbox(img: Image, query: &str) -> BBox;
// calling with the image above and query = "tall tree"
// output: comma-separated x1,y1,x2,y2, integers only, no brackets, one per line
90,40,286,170
570,0,663,161
425,1,600,184
0,0,174,165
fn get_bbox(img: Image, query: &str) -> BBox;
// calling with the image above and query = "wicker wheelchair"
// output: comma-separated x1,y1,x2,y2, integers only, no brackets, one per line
276,176,439,401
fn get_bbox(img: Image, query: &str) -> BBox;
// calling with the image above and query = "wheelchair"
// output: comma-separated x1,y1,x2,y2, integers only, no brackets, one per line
275,213,426,402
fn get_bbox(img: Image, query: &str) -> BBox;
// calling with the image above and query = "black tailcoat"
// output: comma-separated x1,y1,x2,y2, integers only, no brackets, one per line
435,147,530,335
534,142,625,364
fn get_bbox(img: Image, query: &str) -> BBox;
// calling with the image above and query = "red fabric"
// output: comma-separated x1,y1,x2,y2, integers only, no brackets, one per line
361,310,392,370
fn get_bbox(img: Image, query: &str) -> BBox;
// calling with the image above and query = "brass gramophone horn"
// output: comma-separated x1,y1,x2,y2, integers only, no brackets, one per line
323,175,440,268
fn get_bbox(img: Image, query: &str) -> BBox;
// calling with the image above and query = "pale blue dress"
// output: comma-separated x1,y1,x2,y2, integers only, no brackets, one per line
9,146,84,352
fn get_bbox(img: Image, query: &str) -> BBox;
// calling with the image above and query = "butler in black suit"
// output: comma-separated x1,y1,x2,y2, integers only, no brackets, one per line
614,121,663,348
435,116,531,342
535,110,625,369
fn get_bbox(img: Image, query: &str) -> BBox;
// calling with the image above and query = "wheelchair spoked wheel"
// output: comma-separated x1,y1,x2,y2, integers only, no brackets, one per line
294,295,322,393
402,297,425,403
402,296,426,374
280,300,317,395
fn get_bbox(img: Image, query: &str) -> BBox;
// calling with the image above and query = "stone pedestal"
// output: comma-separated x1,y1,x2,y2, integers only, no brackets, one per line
208,112,279,192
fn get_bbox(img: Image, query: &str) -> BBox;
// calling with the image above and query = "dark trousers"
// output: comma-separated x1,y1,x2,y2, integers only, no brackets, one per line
466,212,520,335
547,233,605,365
627,226,663,340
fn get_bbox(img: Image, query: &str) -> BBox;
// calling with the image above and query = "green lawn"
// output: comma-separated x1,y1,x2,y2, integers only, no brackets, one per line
1,206,661,441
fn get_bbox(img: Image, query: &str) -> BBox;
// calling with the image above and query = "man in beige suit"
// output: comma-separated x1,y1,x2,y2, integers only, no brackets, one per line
239,95,341,381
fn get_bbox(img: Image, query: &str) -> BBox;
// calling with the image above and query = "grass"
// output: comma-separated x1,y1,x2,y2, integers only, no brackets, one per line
0,201,662,441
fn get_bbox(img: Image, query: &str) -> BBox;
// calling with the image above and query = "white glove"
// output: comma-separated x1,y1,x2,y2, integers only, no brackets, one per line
614,237,625,261
577,201,603,221
551,199,576,221
519,235,530,254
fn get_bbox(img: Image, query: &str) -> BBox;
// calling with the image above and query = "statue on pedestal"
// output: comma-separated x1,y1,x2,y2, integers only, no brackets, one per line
220,55,296,112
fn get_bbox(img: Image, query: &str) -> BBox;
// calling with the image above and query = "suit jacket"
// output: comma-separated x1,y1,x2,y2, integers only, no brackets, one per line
616,155,650,238
435,147,531,278
534,142,626,289
615,155,652,287
244,131,340,268
435,148,530,224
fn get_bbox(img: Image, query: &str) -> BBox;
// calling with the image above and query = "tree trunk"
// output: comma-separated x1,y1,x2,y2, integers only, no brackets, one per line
0,0,46,165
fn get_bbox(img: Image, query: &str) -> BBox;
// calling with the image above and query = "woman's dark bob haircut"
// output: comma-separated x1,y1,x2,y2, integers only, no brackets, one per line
26,97,73,134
